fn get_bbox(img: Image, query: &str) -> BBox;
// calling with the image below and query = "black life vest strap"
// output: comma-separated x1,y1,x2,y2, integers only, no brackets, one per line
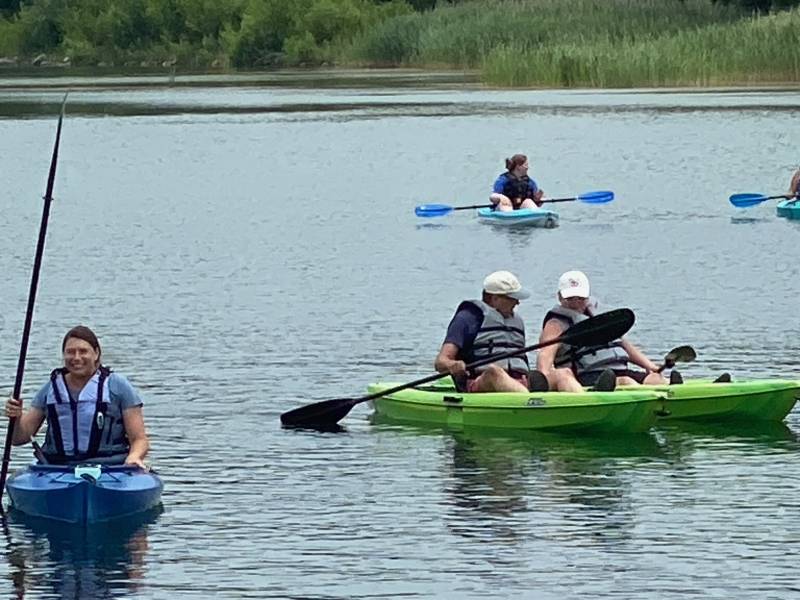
86,366,112,458
45,369,69,458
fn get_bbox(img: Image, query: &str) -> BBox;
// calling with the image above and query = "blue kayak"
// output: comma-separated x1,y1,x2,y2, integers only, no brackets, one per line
6,463,163,524
776,199,800,219
477,207,559,228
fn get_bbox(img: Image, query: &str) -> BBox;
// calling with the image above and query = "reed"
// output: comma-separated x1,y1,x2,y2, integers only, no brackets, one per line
481,9,800,87
343,0,800,87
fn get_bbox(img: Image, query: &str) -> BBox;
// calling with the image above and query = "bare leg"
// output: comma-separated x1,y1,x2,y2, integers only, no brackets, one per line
496,198,514,212
470,364,528,392
642,372,667,385
552,368,584,393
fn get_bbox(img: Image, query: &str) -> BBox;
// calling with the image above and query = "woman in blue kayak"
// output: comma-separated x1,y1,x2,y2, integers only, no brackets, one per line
489,153,544,211
4,325,151,467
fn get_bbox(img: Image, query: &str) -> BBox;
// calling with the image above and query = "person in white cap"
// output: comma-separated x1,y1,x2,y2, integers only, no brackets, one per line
536,270,669,392
434,271,549,393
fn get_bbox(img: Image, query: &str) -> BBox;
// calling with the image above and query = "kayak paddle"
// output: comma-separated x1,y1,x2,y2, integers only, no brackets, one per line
0,94,67,500
415,190,614,218
280,307,635,430
729,193,799,208
655,345,696,373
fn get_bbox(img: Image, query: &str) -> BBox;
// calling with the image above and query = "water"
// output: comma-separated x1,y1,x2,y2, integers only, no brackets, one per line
0,69,799,598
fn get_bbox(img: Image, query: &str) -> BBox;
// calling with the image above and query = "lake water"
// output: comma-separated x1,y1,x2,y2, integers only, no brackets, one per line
0,69,799,599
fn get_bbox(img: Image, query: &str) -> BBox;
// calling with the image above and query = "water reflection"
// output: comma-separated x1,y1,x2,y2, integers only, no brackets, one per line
654,419,800,465
2,507,162,599
730,214,771,224
373,418,667,548
450,430,668,543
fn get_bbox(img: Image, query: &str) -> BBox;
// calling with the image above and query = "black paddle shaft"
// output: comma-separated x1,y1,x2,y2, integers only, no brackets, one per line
280,308,635,429
0,95,67,499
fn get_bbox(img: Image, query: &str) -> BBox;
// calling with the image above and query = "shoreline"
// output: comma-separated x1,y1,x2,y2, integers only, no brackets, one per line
0,66,799,92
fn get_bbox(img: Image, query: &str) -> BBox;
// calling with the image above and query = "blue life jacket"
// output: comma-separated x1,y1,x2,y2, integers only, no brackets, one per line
41,366,130,464
498,172,533,208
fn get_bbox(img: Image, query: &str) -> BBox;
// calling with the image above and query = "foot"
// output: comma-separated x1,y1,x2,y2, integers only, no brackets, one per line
592,368,616,392
713,372,731,383
527,369,550,392
452,373,468,392
669,370,684,385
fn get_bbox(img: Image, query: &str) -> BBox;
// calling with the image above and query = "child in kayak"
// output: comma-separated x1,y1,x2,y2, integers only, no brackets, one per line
490,154,544,211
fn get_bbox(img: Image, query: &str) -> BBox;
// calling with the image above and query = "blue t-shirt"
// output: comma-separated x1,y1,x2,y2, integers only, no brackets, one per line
492,172,539,198
31,372,143,412
443,306,483,360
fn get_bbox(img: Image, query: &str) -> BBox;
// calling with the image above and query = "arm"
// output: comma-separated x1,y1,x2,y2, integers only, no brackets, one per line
3,398,46,446
490,174,509,205
528,180,544,206
621,339,660,373
5,384,49,445
536,319,566,380
111,373,151,468
789,170,800,198
434,342,466,376
490,192,510,205
122,406,150,468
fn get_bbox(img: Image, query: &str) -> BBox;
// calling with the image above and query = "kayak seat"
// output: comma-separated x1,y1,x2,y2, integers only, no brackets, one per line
669,370,684,385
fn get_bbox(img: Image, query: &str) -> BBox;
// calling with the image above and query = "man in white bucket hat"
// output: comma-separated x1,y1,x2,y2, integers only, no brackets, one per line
434,271,549,393
536,270,670,392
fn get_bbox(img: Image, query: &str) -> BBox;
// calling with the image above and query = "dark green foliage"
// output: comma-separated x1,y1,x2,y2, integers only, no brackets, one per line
0,0,20,17
0,0,797,72
713,0,800,11
376,0,435,9
13,0,65,53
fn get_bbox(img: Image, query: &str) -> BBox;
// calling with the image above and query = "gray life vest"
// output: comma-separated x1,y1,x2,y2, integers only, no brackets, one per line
461,299,529,375
41,366,130,464
544,302,629,374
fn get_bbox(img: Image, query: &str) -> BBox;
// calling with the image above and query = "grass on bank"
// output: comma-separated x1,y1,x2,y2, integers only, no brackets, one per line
342,0,800,87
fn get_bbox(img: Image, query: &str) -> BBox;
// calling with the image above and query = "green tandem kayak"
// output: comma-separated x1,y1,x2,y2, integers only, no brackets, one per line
367,378,800,433
633,379,800,422
367,382,664,433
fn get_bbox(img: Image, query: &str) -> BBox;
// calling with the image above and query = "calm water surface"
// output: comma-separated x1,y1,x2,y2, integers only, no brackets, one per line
0,70,799,599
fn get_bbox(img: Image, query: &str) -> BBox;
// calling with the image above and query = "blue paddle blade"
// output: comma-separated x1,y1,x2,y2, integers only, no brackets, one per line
729,193,767,208
578,190,614,204
415,204,454,217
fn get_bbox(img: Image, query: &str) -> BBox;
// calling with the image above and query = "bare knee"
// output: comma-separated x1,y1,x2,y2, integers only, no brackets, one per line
643,372,666,385
616,376,639,386
555,368,583,393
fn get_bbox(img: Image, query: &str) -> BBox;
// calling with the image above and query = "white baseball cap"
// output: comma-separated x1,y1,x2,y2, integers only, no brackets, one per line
558,270,590,299
483,270,530,300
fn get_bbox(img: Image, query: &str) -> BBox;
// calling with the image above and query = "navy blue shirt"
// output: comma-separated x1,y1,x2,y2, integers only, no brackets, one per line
443,305,483,360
